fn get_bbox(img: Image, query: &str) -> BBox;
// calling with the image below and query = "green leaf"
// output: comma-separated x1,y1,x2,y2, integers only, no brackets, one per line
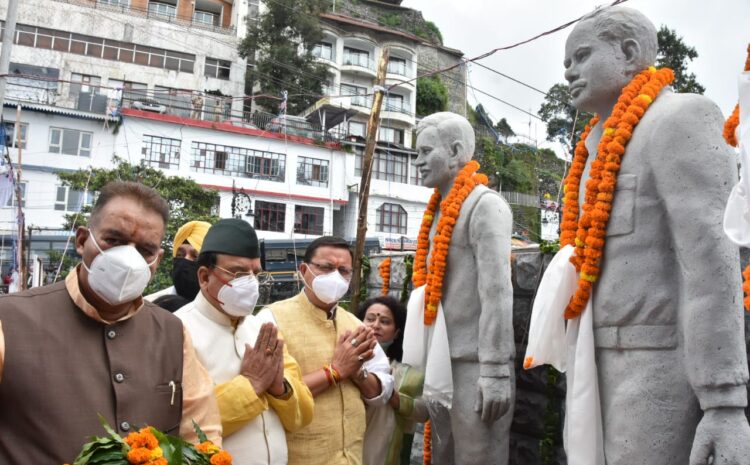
98,414,125,444
192,419,209,443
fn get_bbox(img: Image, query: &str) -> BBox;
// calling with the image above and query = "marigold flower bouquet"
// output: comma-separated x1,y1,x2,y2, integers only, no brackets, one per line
66,416,232,465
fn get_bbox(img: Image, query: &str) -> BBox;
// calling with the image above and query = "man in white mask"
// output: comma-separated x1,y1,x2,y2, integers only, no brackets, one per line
0,181,221,464
176,219,314,465
258,236,394,465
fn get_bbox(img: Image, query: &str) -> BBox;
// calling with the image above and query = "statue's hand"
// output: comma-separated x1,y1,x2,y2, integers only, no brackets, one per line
474,376,511,423
689,408,750,465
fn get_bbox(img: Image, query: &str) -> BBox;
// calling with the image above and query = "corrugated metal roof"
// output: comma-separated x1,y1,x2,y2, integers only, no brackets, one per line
4,101,119,122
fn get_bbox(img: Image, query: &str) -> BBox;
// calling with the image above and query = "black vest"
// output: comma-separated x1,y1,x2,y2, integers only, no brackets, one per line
0,281,184,464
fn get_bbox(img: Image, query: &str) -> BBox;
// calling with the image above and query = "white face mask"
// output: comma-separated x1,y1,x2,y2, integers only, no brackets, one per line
304,265,351,304
83,229,157,305
216,275,260,317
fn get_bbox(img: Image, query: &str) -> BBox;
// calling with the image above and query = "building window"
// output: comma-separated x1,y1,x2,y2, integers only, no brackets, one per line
348,121,366,138
254,201,286,232
378,127,405,145
153,86,191,117
343,47,371,69
410,155,422,185
191,142,286,181
2,121,28,149
98,0,128,6
294,205,324,235
387,57,408,76
356,149,408,184
49,128,92,157
148,1,176,19
377,203,407,234
142,135,181,169
108,79,148,104
312,42,334,61
3,22,195,74
55,186,94,212
205,58,231,80
296,157,329,188
5,182,25,208
70,73,101,100
341,83,370,108
384,94,409,114
193,10,216,26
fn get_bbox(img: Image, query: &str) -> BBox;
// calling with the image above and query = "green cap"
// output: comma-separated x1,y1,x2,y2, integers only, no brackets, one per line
200,219,260,258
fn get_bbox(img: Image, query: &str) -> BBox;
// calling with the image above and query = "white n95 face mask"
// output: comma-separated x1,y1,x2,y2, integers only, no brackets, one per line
217,275,260,317
307,268,350,304
83,229,157,305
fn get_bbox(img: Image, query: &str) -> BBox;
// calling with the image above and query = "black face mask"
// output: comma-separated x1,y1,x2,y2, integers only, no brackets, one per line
172,258,200,301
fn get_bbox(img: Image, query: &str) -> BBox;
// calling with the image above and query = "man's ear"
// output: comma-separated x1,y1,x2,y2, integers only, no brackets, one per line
451,140,464,159
621,38,641,71
74,226,89,256
197,266,211,289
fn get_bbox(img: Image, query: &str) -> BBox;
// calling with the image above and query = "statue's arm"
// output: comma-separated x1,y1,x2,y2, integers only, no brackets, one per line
469,192,515,376
651,95,748,410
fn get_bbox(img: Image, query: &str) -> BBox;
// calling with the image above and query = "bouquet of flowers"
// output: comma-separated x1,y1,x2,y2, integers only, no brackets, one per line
66,416,232,465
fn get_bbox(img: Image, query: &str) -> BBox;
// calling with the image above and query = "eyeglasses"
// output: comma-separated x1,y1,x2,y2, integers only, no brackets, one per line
308,261,353,279
213,265,271,284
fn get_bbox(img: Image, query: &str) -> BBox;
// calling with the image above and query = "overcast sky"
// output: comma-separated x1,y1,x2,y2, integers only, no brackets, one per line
402,0,749,156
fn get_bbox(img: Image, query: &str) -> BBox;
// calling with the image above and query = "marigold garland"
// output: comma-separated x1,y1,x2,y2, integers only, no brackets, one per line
723,44,750,147
423,420,432,465
561,66,674,319
412,160,488,325
743,266,750,311
379,257,392,295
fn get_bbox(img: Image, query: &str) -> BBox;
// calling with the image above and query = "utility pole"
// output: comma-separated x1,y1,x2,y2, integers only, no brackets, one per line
0,0,20,109
350,47,389,311
15,104,24,290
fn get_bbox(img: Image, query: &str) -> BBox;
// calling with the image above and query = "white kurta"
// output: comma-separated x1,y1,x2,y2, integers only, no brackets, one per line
176,292,288,465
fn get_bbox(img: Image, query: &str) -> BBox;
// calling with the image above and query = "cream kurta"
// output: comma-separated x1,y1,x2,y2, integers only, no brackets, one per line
261,292,393,465
176,292,313,465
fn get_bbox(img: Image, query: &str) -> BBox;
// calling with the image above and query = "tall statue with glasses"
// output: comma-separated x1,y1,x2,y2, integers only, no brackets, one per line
403,112,515,465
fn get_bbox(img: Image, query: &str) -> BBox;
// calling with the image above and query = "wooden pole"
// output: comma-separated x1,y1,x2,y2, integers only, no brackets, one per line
15,104,24,290
350,47,389,311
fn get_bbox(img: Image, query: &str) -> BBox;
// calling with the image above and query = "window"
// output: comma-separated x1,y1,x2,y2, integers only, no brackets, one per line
148,1,176,19
312,42,334,61
377,203,407,234
2,121,28,149
294,205,324,235
49,128,92,157
98,0,128,6
356,149,408,183
204,58,231,80
348,121,366,138
70,73,101,101
296,157,329,187
154,86,191,117
378,127,405,145
343,47,371,69
384,94,407,114
108,79,148,104
142,135,181,169
387,57,408,76
5,182,26,208
193,10,216,26
191,142,286,181
2,22,195,74
341,83,370,108
410,155,422,185
254,201,286,232
55,186,94,212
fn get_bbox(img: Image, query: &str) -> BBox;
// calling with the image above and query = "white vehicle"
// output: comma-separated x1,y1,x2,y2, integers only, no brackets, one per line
132,98,167,114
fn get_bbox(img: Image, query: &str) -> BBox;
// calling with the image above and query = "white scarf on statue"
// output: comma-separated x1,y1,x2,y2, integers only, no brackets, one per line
724,71,750,246
523,245,605,465
402,284,453,408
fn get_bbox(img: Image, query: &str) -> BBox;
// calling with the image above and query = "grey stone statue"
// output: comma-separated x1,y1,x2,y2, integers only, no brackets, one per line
564,6,750,465
411,112,515,465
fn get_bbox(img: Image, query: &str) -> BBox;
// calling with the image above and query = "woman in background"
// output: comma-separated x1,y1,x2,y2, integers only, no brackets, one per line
358,296,427,465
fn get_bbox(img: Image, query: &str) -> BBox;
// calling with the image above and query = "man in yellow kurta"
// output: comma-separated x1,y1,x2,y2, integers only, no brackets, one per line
176,219,313,465
260,236,395,465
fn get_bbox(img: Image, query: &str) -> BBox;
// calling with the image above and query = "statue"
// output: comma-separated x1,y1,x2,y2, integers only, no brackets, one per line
527,6,750,465
403,112,515,465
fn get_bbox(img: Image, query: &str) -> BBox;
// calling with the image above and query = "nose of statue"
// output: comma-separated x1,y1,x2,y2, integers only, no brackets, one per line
564,66,577,85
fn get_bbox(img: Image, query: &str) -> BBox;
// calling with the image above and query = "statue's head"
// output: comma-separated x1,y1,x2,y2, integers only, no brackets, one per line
564,6,657,113
414,112,475,190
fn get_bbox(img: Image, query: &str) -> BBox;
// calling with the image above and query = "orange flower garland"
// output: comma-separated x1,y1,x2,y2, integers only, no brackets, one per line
723,43,750,147
561,67,674,319
125,428,166,465
379,257,392,295
423,420,432,465
413,160,488,325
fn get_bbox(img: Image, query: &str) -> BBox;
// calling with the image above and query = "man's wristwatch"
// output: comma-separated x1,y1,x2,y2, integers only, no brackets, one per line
270,379,293,400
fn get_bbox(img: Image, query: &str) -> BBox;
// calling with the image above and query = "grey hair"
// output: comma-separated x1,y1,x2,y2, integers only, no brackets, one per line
580,6,658,70
416,112,475,163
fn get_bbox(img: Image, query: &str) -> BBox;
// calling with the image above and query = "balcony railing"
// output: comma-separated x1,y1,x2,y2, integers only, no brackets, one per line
342,53,375,71
49,0,237,35
383,100,412,116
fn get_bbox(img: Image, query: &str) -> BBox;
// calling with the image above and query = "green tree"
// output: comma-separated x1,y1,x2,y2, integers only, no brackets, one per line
494,117,516,139
539,25,705,147
240,0,330,115
416,76,448,117
656,26,705,94
55,157,220,293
